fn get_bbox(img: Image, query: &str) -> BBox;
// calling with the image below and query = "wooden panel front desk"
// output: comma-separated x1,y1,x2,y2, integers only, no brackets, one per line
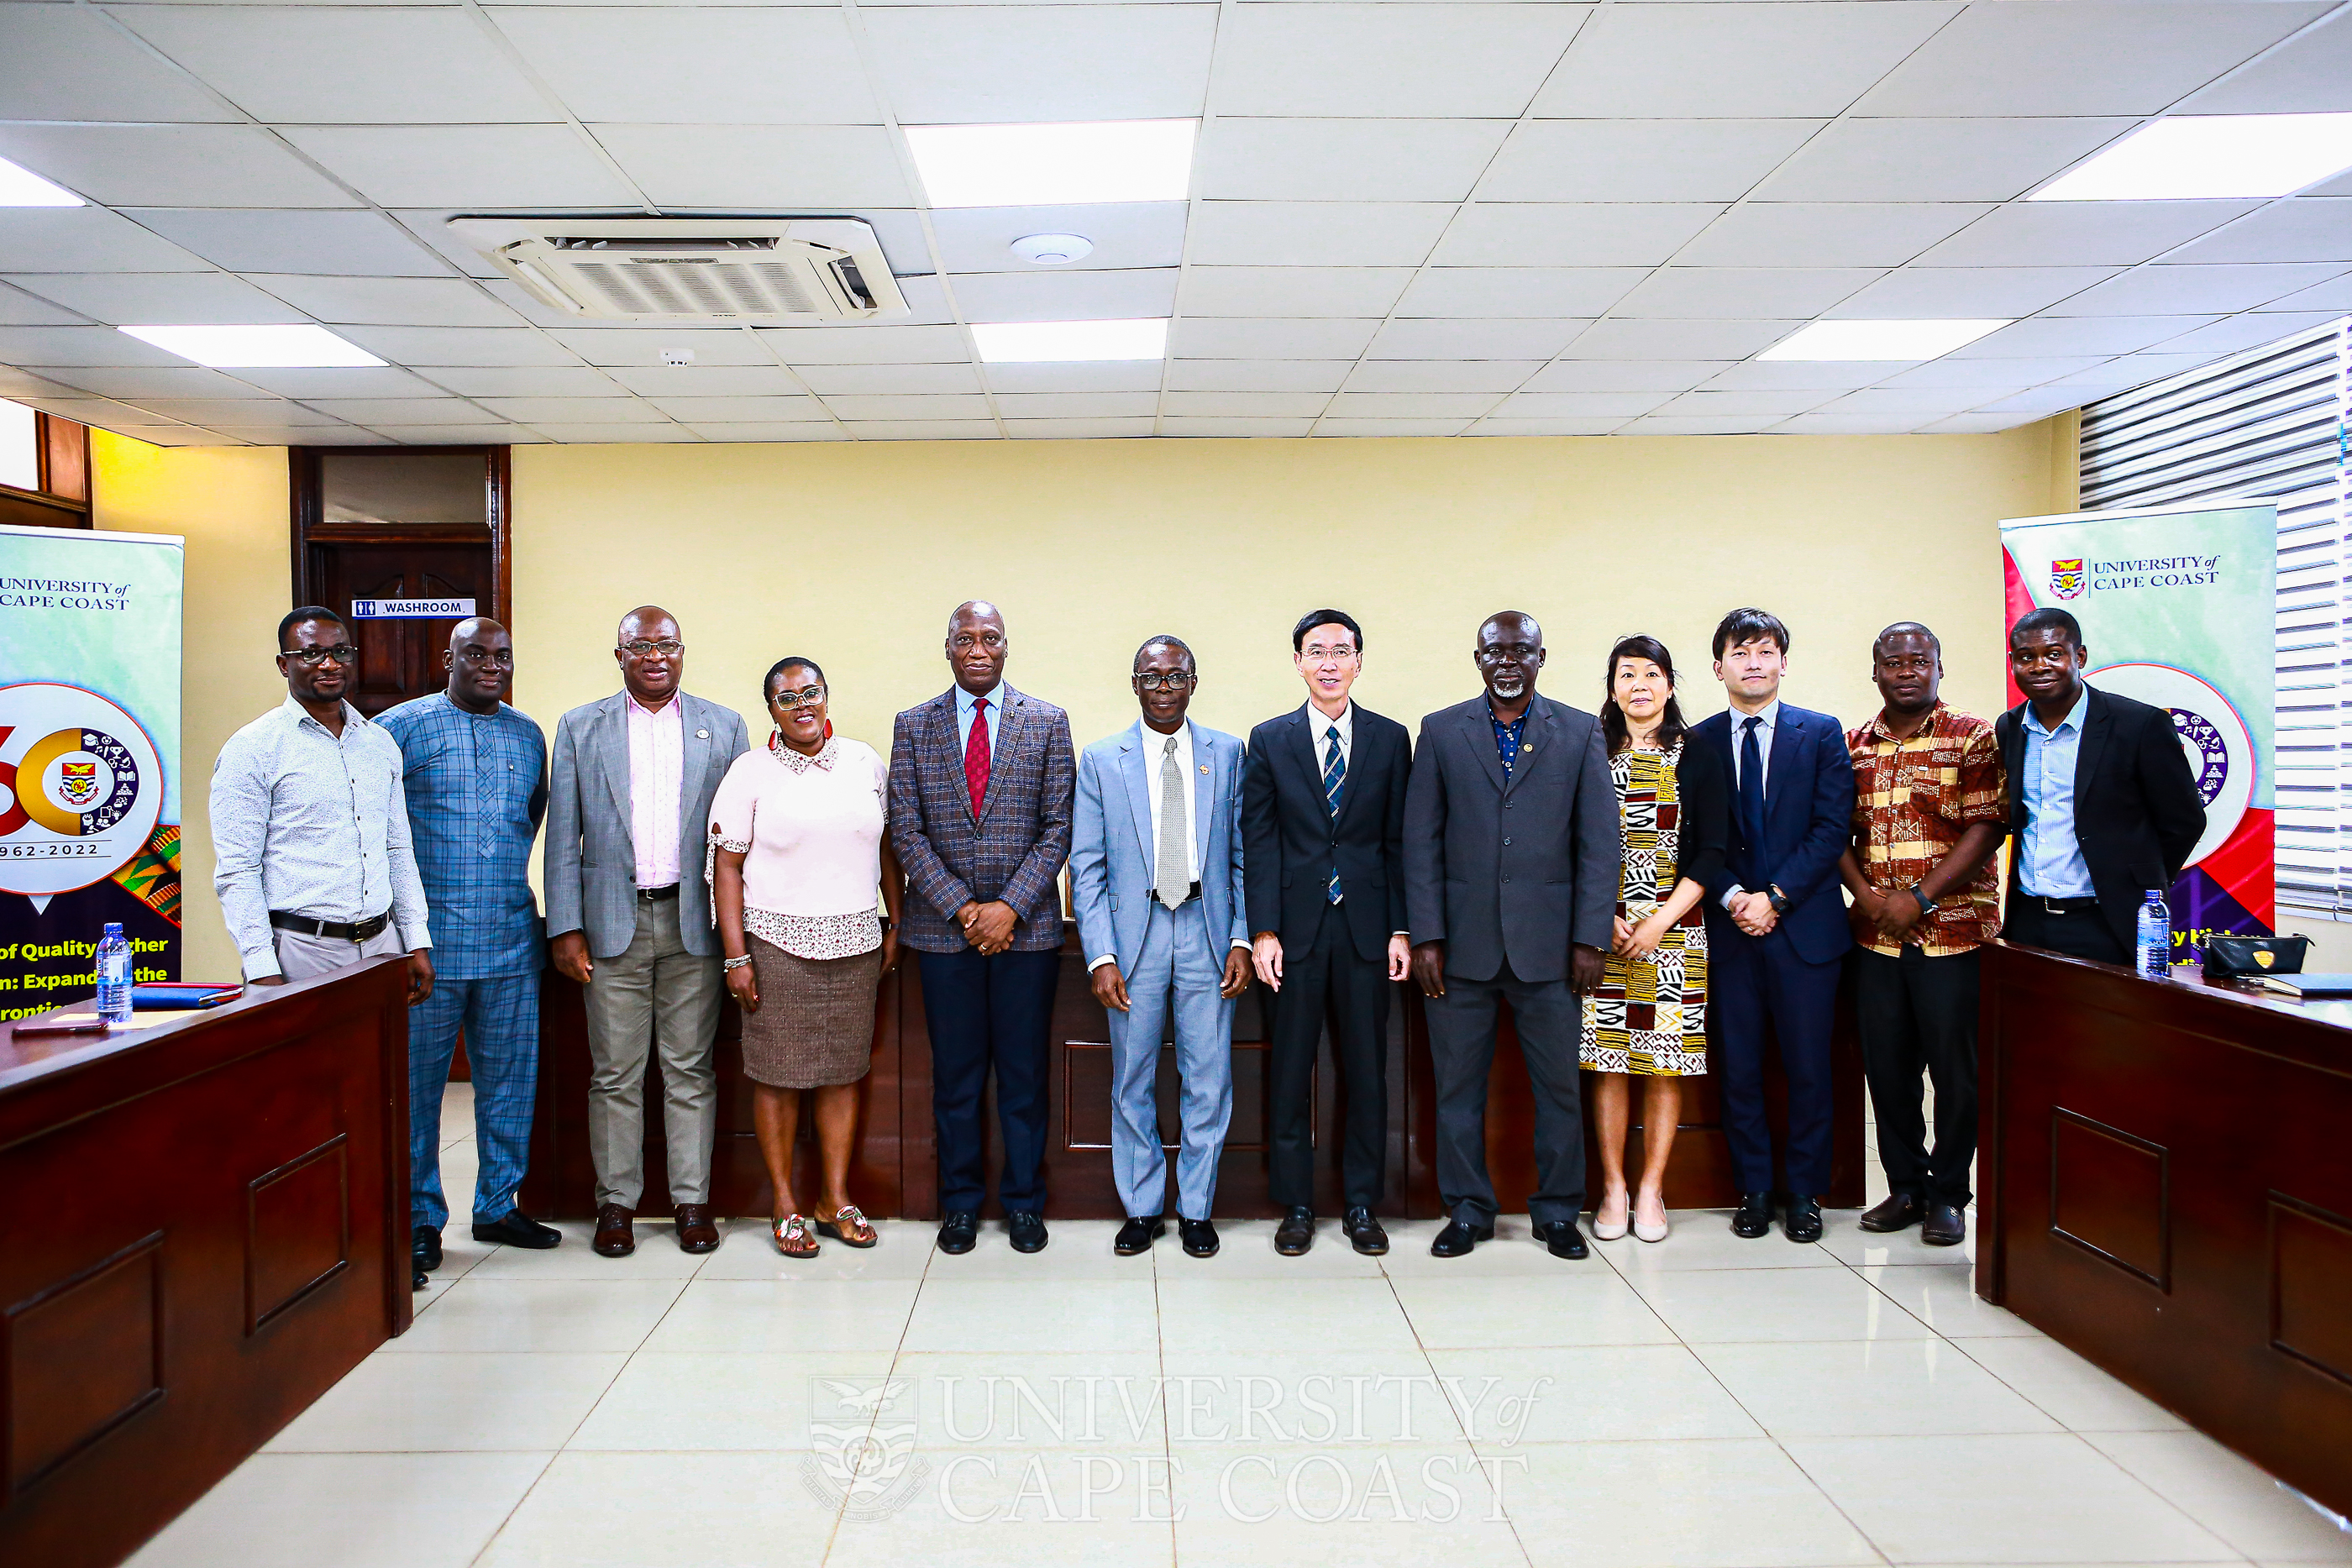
524,923,1863,1219
1980,940,2352,1518
0,958,413,1568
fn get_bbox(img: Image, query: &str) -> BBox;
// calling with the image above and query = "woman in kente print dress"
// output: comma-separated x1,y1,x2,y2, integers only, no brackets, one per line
1581,636,1728,1244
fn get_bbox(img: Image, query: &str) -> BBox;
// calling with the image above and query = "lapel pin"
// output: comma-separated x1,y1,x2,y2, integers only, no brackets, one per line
1199,763,1210,774
696,728,709,739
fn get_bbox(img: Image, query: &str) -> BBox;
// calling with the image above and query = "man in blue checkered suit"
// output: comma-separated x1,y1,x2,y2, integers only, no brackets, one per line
381,618,561,1283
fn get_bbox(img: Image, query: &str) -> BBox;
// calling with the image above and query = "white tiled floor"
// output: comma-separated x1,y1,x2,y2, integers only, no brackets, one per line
124,1087,2352,1568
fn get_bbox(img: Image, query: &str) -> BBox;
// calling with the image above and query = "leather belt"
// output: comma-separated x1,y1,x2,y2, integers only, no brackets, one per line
2029,894,2102,915
1147,880,1203,906
636,883,680,903
270,908,391,942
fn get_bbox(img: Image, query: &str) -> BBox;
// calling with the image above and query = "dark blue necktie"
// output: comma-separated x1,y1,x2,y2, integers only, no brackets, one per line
1739,715,1767,865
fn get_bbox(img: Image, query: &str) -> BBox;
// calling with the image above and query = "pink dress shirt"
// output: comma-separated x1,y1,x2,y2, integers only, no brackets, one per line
706,737,888,959
626,693,684,888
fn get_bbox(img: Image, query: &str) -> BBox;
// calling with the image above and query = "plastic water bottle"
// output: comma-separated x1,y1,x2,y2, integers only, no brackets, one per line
95,922,133,1024
2135,892,2173,981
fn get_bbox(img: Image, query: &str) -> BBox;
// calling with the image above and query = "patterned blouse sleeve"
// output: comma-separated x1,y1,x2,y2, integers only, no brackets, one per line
1957,723,2007,826
708,753,757,854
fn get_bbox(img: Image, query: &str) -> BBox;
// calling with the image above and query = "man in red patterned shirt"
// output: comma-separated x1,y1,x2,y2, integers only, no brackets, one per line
1838,623,2007,1249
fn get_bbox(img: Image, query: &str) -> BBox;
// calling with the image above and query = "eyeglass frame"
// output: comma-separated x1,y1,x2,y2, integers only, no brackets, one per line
769,683,827,712
282,643,360,668
1133,671,1197,692
619,638,684,658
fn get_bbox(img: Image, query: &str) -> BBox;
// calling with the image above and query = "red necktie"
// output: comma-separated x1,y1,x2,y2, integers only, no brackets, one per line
964,697,991,817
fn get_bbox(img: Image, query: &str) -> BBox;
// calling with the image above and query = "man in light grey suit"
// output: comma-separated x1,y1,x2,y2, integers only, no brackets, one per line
546,606,749,1260
1069,637,1252,1259
1404,611,1620,1262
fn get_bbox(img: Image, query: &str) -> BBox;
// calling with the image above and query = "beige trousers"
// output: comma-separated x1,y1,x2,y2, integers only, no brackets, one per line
582,896,722,1209
272,922,407,981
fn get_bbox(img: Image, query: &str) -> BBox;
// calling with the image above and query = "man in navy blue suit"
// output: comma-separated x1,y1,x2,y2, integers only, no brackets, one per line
1689,608,1856,1244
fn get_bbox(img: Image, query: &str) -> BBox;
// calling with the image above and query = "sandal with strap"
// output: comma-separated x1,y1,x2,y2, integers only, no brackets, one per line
772,1214,819,1259
816,1204,877,1249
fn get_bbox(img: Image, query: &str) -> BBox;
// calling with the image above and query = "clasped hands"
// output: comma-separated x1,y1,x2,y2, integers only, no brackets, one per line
1848,884,1928,944
957,899,1019,956
1728,889,1779,937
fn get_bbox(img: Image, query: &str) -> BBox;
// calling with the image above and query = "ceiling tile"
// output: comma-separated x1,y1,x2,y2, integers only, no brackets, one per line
0,5,240,122
1853,3,2319,117
594,125,912,207
113,7,550,122
2259,271,2352,313
1966,389,2095,417
685,423,848,442
1752,118,2136,202
1211,3,1588,118
0,123,355,207
334,324,585,365
1562,318,1794,359
281,125,638,207
1829,265,2119,317
1177,267,1412,317
796,362,983,395
763,324,972,364
0,325,194,366
2145,311,2346,359
1431,204,1725,268
552,327,783,366
233,366,456,397
375,366,613,397
2048,351,2221,389
991,392,1158,419
526,422,701,442
128,207,449,277
487,7,879,123
1653,389,1836,417
1520,359,1730,391
1002,417,1156,439
1947,315,2221,358
823,393,995,420
601,364,806,395
1187,202,1457,268
2165,199,2352,265
1814,386,1994,416
1341,360,1540,393
0,208,210,273
308,397,505,424
1875,356,2106,389
215,424,386,444
2049,263,2349,317
863,4,1217,122
1312,417,1473,437
1698,361,1893,391
1168,317,1382,358
124,396,344,425
1323,391,1494,418
1159,391,1329,417
983,361,1163,393
1165,359,1354,393
247,275,522,327
1467,417,1625,437
1613,266,1882,319
1197,118,1512,202
10,398,197,432
1493,391,1671,418
2,270,308,325
950,268,1179,323
1394,268,1646,317
844,420,999,440
1366,318,1588,359
1618,416,1772,435
1677,203,1990,268
1157,416,1317,438
1919,412,2048,433
928,203,1184,274
643,395,831,421
41,365,280,399
1772,413,1928,434
2179,5,2352,113
1917,200,2261,267
478,396,664,422
93,428,244,446
0,285,92,328
366,423,547,445
1535,1,1955,118
1480,120,1823,203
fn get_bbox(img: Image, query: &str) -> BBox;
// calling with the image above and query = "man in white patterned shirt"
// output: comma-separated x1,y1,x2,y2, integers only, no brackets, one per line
211,606,433,1001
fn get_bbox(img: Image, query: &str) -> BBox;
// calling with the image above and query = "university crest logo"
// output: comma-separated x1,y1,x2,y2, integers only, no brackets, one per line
2050,559,2087,600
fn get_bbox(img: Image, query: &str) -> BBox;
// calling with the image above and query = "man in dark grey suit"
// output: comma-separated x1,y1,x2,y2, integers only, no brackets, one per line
1404,611,1620,1261
546,606,749,1260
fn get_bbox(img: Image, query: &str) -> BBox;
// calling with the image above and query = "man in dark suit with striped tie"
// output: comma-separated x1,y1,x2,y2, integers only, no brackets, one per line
888,600,1076,1256
1242,610,1413,1258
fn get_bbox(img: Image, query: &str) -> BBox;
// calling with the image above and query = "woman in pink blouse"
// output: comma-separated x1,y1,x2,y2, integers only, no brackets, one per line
710,657,904,1257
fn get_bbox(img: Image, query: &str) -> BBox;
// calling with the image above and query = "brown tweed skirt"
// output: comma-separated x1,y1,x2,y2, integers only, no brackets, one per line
738,936,884,1089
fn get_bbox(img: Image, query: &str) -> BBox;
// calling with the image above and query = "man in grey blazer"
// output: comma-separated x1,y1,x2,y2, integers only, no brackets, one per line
1070,637,1252,1259
1404,611,1620,1261
546,606,749,1259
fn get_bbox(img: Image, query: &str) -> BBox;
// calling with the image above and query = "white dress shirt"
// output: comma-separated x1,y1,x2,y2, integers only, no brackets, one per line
1308,700,1354,774
1723,698,1782,910
626,692,683,888
1142,721,1200,886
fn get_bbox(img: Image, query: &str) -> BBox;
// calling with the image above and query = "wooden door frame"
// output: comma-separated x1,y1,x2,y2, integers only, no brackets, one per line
287,445,512,627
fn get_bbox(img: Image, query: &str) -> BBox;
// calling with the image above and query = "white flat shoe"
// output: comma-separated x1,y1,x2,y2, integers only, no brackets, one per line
1632,1194,1669,1243
1591,1194,1630,1241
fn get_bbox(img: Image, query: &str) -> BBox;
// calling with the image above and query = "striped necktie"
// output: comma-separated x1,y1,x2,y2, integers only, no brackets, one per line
1323,723,1346,904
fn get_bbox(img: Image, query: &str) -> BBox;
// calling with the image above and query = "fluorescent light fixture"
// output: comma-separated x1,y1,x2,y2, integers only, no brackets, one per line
118,323,386,368
906,121,1195,207
1760,319,2010,362
2032,113,2352,201
972,318,1168,363
0,155,81,207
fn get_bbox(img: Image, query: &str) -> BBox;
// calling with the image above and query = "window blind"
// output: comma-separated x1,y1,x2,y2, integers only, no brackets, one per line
2078,317,2352,915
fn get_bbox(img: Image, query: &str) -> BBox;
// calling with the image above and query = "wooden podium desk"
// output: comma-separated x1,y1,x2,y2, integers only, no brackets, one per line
0,958,413,1568
1979,941,2352,1518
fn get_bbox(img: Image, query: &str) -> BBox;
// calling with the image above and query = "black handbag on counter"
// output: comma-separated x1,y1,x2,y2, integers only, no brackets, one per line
2202,934,2310,979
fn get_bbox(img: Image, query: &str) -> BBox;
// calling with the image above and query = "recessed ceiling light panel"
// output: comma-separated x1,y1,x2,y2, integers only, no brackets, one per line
1761,320,2010,362
907,121,1195,207
2031,113,2352,201
972,318,1168,363
119,323,387,368
0,155,82,207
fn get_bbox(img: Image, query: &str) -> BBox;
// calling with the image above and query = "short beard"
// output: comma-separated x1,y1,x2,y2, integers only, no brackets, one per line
1491,677,1526,700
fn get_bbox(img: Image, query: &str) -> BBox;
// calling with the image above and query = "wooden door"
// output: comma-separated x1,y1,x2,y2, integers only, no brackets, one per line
305,532,493,716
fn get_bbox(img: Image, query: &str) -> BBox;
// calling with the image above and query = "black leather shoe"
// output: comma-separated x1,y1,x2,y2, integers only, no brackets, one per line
1921,1203,1967,1246
937,1211,978,1255
1274,1205,1315,1256
1008,1211,1048,1253
1857,1193,1924,1233
1115,1215,1165,1256
1533,1217,1589,1260
412,1224,442,1272
412,1269,430,1291
1731,1193,1776,1238
1430,1217,1494,1257
1784,1194,1824,1244
1342,1207,1389,1256
472,1209,561,1249
1179,1218,1220,1257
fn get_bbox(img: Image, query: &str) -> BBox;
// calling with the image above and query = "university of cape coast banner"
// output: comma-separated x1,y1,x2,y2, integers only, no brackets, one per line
0,525,184,1016
2001,502,2276,956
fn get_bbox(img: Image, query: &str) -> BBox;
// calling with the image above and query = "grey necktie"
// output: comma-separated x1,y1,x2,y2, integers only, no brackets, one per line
1158,733,1189,909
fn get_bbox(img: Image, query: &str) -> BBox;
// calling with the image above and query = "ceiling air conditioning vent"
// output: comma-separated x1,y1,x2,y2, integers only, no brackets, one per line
444,218,909,323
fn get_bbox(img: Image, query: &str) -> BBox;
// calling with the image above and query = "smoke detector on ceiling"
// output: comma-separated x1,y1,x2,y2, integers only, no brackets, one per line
446,216,910,323
1010,233,1094,265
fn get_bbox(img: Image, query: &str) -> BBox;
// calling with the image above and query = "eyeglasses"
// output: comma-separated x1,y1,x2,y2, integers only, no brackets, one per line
286,643,359,668
771,684,827,711
1476,643,1541,663
1299,643,1358,663
620,639,684,658
950,631,1005,651
455,648,514,668
1135,672,1196,692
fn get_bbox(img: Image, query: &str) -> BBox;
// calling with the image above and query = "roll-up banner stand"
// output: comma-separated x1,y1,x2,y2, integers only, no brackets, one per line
0,524,185,1015
2000,502,2276,960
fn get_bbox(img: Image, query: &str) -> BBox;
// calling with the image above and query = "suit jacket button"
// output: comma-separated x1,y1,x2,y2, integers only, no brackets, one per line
1503,874,1511,883
1503,836,1511,846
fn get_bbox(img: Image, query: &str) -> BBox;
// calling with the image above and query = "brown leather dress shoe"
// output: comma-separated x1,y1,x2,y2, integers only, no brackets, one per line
1921,1203,1967,1246
593,1204,635,1258
675,1203,721,1254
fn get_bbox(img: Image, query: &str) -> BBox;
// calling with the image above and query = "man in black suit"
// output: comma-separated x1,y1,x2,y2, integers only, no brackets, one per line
1242,610,1412,1258
1997,608,2205,966
1404,611,1620,1261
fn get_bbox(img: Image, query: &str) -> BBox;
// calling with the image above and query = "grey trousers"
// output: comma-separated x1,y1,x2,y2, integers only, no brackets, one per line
271,922,407,981
1424,960,1587,1228
583,896,722,1209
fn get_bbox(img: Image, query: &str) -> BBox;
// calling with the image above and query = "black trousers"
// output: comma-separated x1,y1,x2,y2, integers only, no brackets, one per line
1266,903,1389,1211
1853,947,1979,1209
1423,958,1585,1228
2006,896,2129,966
917,947,1062,1214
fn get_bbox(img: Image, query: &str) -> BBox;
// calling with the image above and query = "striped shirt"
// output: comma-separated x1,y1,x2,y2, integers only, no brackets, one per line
378,691,548,979
1845,702,2007,957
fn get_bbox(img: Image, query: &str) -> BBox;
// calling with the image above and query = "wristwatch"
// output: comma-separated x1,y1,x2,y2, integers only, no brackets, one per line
1909,885,1940,916
1767,885,1792,916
